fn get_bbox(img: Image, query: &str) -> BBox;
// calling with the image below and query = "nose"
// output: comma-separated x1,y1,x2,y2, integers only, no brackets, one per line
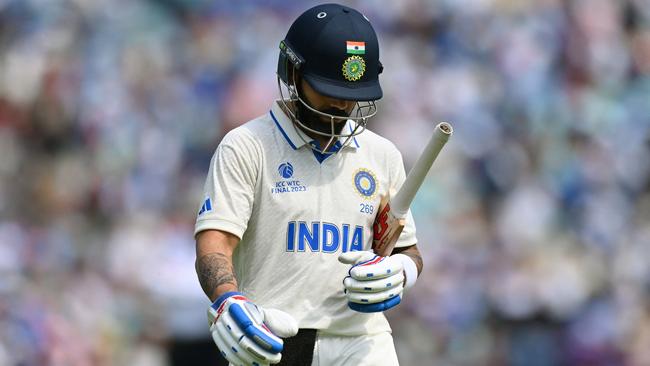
330,98,354,111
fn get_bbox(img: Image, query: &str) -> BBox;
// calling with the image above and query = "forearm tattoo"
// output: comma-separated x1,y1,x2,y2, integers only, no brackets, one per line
196,252,238,300
392,246,423,276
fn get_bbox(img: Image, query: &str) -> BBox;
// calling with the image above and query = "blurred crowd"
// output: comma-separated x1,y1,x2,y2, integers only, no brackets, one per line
0,0,649,365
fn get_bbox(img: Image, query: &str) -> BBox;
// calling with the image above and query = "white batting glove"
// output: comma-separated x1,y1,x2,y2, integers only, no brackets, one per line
338,251,418,313
208,292,298,366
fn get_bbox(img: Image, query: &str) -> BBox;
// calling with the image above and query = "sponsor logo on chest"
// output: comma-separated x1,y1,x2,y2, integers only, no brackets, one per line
286,221,364,253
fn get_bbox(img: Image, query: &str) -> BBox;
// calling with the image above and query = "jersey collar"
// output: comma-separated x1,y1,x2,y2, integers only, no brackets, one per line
270,101,360,151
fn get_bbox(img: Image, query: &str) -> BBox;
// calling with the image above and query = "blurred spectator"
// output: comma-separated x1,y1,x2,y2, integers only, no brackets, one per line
0,0,649,365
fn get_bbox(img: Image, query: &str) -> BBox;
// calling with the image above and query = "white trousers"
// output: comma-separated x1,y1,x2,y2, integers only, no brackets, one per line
227,330,399,366
310,331,399,366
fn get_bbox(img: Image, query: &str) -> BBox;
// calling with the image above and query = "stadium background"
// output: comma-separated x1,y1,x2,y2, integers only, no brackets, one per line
0,0,649,365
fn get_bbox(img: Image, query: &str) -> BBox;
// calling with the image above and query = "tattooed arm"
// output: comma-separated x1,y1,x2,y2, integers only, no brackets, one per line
391,244,423,277
195,229,240,301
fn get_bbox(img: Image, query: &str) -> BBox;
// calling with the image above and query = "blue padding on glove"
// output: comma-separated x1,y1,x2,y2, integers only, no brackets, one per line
230,303,284,354
211,291,244,311
348,295,402,313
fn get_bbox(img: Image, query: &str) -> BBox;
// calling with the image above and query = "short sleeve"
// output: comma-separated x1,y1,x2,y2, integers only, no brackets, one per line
194,131,259,239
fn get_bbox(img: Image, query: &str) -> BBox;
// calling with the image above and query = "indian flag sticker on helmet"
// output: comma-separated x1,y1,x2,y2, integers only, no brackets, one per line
346,41,365,54
342,55,366,81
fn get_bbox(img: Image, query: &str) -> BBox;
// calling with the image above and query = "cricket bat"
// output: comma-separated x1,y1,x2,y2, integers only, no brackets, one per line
372,122,453,256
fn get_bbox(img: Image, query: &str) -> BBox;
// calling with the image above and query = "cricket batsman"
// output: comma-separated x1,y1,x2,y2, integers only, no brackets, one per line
195,4,431,365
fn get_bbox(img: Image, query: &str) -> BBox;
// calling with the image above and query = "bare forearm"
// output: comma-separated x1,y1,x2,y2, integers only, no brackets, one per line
195,230,240,302
392,245,423,276
196,252,238,301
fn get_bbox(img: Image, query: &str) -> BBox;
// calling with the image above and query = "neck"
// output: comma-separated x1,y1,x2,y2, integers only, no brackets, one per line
314,136,338,152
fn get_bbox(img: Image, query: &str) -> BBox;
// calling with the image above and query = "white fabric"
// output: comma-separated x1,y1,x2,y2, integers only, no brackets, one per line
226,331,400,366
311,331,399,366
196,101,418,335
391,254,418,290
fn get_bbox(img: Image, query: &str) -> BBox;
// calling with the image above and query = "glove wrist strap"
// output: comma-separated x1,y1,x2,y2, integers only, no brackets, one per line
211,291,245,310
392,253,418,290
208,291,246,325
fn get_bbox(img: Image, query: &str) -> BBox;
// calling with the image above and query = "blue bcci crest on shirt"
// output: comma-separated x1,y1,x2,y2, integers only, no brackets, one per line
354,168,377,199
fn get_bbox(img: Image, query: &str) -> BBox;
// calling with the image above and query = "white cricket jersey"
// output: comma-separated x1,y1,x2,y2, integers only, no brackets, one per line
195,101,417,336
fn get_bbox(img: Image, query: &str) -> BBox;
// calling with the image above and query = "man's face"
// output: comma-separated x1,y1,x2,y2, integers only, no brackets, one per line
296,78,356,135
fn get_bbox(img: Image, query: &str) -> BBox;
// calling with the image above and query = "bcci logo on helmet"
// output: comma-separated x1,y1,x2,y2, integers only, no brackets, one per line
342,55,366,81
278,162,294,179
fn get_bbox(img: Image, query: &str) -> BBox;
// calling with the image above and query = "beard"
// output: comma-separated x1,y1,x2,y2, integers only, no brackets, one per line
295,101,350,136
294,81,350,135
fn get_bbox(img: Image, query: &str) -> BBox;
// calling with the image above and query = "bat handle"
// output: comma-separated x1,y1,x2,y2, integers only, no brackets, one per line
391,122,453,218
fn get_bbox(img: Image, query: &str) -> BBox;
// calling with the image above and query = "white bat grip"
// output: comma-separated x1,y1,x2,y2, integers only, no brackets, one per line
391,122,453,218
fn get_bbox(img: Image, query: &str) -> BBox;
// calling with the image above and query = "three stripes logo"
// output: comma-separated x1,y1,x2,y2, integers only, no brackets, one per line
198,197,212,215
